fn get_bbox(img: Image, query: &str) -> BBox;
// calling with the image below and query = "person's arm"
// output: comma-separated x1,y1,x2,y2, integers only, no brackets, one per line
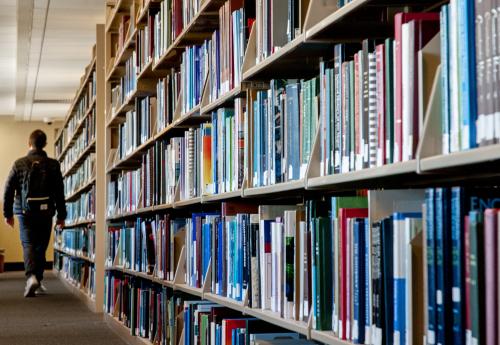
52,161,67,223
3,163,17,226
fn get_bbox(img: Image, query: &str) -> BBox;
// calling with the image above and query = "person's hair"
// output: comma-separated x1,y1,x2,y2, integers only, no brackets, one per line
29,130,47,150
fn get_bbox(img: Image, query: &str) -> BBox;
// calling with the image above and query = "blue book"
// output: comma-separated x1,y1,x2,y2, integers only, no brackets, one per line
364,219,371,342
425,189,437,344
440,5,450,154
202,222,211,282
435,188,453,345
353,218,365,344
381,216,394,345
393,212,422,345
458,0,477,149
451,187,465,345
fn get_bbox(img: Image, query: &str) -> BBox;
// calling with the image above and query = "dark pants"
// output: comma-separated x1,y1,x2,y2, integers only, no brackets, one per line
17,215,52,282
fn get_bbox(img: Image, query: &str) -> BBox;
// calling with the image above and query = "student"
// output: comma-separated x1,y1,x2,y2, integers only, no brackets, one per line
3,129,66,297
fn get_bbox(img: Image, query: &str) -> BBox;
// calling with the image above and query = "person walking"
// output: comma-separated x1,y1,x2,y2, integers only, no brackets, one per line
3,129,66,297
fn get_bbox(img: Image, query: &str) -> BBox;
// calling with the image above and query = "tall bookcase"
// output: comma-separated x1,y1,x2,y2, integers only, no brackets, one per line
53,24,106,312
96,0,500,345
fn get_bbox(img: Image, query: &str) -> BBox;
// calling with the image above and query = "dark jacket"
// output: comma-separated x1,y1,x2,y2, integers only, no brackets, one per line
3,149,67,220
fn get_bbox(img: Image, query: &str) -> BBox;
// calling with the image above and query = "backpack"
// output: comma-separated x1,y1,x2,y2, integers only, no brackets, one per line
22,158,54,216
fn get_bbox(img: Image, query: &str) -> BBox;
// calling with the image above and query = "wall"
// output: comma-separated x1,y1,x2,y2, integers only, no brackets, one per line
0,117,62,263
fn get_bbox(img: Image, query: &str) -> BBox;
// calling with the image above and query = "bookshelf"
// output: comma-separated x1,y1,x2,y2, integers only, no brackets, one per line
53,24,106,312
98,1,500,345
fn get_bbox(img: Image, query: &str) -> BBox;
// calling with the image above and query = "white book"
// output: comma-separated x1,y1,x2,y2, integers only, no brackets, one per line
271,221,278,312
402,21,415,162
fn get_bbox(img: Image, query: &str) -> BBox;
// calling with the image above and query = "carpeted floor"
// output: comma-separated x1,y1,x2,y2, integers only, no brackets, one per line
0,271,128,345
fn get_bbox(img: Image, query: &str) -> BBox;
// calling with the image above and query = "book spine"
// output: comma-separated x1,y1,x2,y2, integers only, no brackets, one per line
426,189,437,345
441,5,451,154
484,209,497,345
451,187,465,345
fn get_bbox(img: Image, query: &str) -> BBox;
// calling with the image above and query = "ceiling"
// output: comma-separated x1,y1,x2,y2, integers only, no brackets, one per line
0,0,105,122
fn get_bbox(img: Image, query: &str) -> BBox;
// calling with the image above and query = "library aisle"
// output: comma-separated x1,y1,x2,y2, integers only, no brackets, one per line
0,272,126,345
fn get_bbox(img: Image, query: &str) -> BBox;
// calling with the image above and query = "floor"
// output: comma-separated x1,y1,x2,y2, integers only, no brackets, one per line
0,271,128,345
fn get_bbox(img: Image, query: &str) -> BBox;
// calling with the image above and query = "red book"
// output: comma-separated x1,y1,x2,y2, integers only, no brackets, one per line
222,319,247,345
484,209,499,345
394,12,439,162
339,207,368,340
464,215,472,337
221,201,259,217
376,44,386,166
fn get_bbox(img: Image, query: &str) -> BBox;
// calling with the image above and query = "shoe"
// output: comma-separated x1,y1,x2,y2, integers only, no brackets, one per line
35,283,47,295
24,276,40,297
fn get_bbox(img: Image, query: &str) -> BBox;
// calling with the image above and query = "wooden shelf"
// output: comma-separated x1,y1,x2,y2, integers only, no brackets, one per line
310,330,352,345
203,292,246,313
106,136,156,174
244,179,305,197
306,161,417,190
54,246,95,264
419,144,500,172
174,196,202,208
152,0,225,71
106,86,156,127
244,308,309,337
106,206,156,222
202,189,243,203
57,98,96,161
62,139,96,178
200,85,245,115
105,266,174,288
242,34,331,81
65,176,96,202
174,283,204,297
63,219,95,228
305,0,440,42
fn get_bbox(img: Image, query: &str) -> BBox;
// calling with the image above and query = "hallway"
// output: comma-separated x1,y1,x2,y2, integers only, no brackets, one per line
0,271,127,345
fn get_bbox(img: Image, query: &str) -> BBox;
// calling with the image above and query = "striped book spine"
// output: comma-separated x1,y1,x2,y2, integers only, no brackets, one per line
368,52,378,168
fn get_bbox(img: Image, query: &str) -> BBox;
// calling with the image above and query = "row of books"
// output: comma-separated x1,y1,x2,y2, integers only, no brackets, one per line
181,42,209,114
105,216,185,282
206,102,245,195
66,187,96,224
117,96,157,160
316,11,440,175
156,70,180,131
111,52,138,118
55,226,96,260
103,186,500,345
56,70,96,155
252,78,318,186
55,252,96,298
60,113,96,174
424,187,500,345
207,2,253,103
137,8,156,73
104,271,313,345
152,0,204,65
255,0,309,64
107,169,141,216
64,153,95,197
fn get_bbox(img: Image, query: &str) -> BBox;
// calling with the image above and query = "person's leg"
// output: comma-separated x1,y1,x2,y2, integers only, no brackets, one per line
17,216,36,279
33,216,53,283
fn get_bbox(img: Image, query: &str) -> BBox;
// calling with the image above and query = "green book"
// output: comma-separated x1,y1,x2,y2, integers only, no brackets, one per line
468,210,484,345
317,216,333,330
331,195,368,218
200,314,209,345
